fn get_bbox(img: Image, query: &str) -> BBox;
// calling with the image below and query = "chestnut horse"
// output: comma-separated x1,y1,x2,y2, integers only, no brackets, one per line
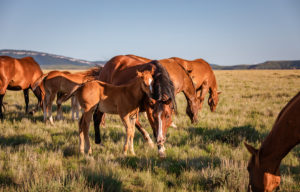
69,70,154,154
32,67,101,124
0,56,43,119
95,58,176,157
127,54,199,123
170,57,221,112
244,92,300,192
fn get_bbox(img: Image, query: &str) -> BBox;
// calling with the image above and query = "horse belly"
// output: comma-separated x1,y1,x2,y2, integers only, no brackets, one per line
98,102,118,114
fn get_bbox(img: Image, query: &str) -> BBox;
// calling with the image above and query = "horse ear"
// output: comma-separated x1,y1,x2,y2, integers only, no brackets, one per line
163,98,172,105
217,91,222,95
148,98,156,108
244,142,258,156
264,173,281,191
136,70,143,78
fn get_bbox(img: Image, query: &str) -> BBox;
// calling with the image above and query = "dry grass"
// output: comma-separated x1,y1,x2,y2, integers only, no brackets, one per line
0,70,300,191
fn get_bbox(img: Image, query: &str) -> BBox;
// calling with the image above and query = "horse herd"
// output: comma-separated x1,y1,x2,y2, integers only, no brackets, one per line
0,55,299,191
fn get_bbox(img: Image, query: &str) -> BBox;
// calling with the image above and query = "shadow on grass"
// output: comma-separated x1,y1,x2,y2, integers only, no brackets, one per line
2,103,72,123
0,134,44,147
0,173,18,187
187,124,264,147
83,168,122,192
116,155,221,177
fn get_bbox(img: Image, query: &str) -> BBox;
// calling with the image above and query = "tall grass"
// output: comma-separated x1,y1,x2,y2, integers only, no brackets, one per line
0,70,299,191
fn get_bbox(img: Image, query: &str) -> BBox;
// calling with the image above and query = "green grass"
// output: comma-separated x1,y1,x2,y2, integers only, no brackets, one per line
0,70,300,191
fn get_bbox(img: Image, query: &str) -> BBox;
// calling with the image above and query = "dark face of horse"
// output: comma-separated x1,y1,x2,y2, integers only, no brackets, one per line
208,90,221,112
245,143,281,192
150,99,173,157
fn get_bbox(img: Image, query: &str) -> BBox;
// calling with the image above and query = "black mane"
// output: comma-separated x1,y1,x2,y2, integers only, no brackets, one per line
150,60,177,112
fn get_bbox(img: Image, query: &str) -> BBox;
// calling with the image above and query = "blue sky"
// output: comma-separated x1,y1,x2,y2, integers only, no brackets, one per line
0,0,299,65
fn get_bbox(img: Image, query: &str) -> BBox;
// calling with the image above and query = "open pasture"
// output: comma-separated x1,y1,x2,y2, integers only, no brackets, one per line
0,70,299,191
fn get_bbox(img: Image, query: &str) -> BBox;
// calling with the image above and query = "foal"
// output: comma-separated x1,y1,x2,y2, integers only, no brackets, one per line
33,67,101,124
73,70,154,155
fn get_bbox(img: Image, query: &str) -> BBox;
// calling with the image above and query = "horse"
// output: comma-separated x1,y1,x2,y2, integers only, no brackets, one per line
170,57,221,112
244,92,300,192
127,54,199,123
95,58,176,157
0,56,44,119
32,67,101,124
67,70,154,155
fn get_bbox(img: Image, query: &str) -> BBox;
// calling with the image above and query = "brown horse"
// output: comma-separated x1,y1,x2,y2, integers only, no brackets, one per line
0,56,43,119
70,70,154,154
95,58,176,157
171,57,221,112
127,54,199,123
244,92,300,192
32,67,101,124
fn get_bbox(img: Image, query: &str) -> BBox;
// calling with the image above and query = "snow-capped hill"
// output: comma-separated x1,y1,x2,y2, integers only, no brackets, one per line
0,49,106,69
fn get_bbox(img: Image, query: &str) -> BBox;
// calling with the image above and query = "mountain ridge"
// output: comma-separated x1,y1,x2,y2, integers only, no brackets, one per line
1,49,299,70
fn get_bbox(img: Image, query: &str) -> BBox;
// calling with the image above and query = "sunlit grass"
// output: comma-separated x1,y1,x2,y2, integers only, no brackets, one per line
0,70,299,191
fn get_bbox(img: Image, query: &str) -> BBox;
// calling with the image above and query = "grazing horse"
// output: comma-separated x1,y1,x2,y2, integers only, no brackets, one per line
170,57,221,112
32,67,101,124
69,70,154,154
127,54,199,123
0,56,43,119
244,92,300,192
95,57,176,157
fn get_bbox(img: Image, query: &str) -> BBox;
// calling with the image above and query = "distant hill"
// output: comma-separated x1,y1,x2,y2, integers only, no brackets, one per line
1,49,299,70
0,49,106,69
211,61,300,70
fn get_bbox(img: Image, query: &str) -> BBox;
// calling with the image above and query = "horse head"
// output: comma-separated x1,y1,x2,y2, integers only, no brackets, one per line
208,89,221,112
136,69,155,98
244,142,281,192
147,60,177,158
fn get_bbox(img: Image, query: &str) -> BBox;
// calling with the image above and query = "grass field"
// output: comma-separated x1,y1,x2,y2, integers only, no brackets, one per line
0,70,300,191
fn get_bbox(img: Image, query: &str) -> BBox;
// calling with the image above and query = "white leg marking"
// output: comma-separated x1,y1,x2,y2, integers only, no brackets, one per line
157,111,163,142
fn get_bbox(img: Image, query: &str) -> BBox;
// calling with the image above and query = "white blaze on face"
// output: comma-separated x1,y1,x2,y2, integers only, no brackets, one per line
149,78,153,93
157,111,163,142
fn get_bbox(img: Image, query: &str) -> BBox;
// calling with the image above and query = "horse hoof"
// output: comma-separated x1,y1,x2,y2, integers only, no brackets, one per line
158,145,166,158
147,140,155,148
95,139,101,144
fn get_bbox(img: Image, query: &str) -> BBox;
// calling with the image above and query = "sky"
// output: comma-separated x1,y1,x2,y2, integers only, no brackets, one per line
0,0,299,65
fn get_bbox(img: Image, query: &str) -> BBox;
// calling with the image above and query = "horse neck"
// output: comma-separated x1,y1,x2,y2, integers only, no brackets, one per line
259,94,300,174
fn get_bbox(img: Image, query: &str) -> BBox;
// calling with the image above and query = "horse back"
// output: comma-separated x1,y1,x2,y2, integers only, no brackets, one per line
99,55,152,85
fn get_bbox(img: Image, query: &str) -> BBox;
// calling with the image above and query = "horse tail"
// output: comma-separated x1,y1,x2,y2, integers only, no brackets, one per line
62,85,83,104
32,73,49,91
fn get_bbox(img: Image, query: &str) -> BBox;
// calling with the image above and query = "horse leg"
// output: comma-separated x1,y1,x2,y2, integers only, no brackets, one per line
30,86,43,115
79,108,94,154
0,94,4,120
121,115,132,155
56,92,64,120
23,88,29,114
135,115,154,148
47,93,56,125
71,96,79,120
198,82,209,111
93,107,104,144
0,79,8,119
129,114,137,155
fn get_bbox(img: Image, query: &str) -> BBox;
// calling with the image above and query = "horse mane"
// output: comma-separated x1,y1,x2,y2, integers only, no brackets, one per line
79,66,103,81
259,91,300,160
151,60,177,112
